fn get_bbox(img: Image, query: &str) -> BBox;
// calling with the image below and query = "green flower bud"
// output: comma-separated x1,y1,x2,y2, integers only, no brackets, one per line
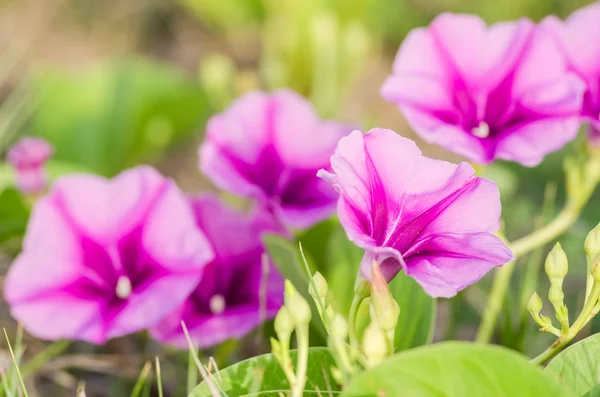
585,224,600,263
527,292,543,314
274,306,294,338
545,243,569,279
330,314,348,340
362,322,388,366
284,280,312,326
326,305,335,322
309,271,328,301
370,260,400,332
593,261,600,283
548,285,565,305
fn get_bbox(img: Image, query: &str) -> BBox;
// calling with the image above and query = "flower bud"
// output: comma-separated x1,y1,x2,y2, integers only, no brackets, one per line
284,280,312,326
370,260,400,332
330,314,348,340
527,292,543,314
593,260,600,283
326,305,335,321
274,306,294,338
309,271,328,302
545,243,568,279
548,285,564,306
362,322,388,366
585,224,600,263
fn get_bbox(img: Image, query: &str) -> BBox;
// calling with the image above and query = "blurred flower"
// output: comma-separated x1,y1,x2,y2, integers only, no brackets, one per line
4,166,213,343
150,195,284,348
318,129,513,298
7,137,53,194
542,3,600,146
199,89,351,230
381,13,585,166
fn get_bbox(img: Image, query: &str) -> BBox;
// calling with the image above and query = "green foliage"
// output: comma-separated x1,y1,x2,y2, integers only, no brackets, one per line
545,334,600,396
29,57,210,176
343,342,575,397
189,348,340,397
0,187,29,244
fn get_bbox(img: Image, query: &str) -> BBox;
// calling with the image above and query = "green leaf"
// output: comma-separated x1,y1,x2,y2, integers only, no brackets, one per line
0,187,29,243
189,348,340,397
343,342,574,397
263,234,327,342
584,385,600,397
545,334,600,396
326,224,436,351
30,57,210,176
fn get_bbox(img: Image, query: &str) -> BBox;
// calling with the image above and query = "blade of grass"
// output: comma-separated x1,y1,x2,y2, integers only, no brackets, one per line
155,357,163,397
129,361,151,397
21,341,71,378
187,348,197,395
2,329,27,397
181,322,225,397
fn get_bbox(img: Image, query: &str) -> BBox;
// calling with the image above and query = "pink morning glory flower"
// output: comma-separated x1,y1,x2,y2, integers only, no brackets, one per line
4,166,214,343
381,13,585,167
7,137,54,193
542,2,600,145
199,89,351,230
318,129,513,298
151,195,284,348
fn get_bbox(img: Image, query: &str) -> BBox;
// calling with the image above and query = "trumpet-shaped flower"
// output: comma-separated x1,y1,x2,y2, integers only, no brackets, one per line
4,166,214,343
151,195,284,348
200,89,350,230
7,137,53,193
381,13,585,166
318,129,513,298
542,3,600,144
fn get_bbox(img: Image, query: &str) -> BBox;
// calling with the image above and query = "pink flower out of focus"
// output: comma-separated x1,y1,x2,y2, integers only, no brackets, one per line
7,137,53,193
151,195,284,348
381,13,585,166
318,129,513,298
200,89,351,230
4,166,214,343
542,2,600,147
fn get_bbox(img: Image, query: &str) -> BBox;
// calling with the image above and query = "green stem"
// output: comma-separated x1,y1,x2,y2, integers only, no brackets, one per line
292,329,309,397
476,202,584,343
348,294,365,348
531,281,600,365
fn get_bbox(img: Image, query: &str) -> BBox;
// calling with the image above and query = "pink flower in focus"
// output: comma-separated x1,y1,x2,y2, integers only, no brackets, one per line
4,166,214,343
318,129,513,298
200,89,351,230
542,2,600,146
7,137,54,193
381,14,585,166
151,195,284,348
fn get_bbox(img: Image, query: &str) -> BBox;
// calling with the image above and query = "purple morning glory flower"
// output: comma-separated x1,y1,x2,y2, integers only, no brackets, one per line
199,89,351,230
7,137,54,193
4,166,214,343
318,129,513,298
150,195,284,348
542,2,600,145
381,13,585,166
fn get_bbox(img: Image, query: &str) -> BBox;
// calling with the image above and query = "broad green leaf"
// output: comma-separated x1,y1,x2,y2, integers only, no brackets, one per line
189,348,340,397
584,385,600,397
0,188,29,243
326,224,436,351
30,57,210,176
263,234,327,341
343,342,574,397
545,334,600,396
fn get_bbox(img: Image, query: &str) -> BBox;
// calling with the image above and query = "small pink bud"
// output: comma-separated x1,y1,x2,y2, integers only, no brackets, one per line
7,137,53,194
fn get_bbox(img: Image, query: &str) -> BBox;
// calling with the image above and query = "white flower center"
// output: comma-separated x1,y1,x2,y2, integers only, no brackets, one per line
472,121,490,138
209,294,226,315
116,275,132,299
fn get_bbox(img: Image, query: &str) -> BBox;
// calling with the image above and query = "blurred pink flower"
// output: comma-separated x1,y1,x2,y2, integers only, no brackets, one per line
318,129,513,298
151,195,284,348
542,2,600,146
200,89,351,230
7,137,53,193
381,13,585,166
4,166,214,343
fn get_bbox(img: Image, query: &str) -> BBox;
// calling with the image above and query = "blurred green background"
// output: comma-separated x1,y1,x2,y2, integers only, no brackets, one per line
0,0,597,395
